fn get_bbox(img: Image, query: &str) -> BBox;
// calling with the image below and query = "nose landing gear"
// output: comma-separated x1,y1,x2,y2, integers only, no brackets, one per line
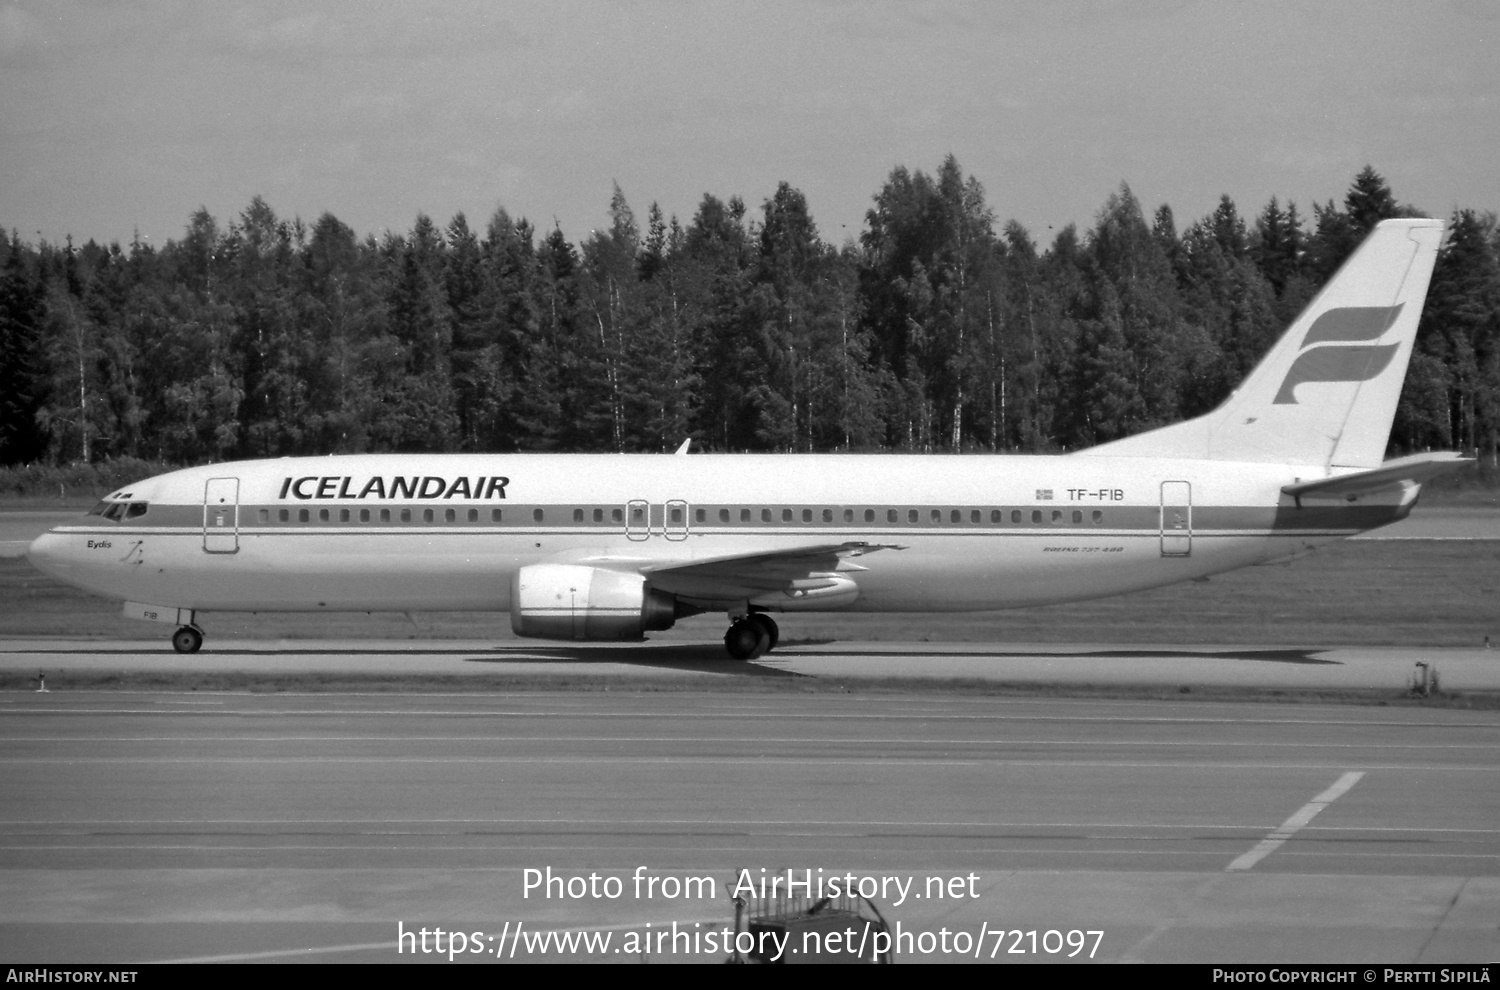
724,613,779,660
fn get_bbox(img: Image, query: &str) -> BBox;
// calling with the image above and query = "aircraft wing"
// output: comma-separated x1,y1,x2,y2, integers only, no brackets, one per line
1282,451,1471,501
635,541,905,604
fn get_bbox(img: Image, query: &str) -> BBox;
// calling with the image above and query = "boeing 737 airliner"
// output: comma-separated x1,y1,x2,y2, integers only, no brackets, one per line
27,219,1467,658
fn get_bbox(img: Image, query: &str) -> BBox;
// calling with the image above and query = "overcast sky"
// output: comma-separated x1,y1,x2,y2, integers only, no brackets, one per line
2,0,1497,251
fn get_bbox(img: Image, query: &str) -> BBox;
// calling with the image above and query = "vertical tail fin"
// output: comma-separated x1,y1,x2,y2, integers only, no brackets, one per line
1083,218,1445,467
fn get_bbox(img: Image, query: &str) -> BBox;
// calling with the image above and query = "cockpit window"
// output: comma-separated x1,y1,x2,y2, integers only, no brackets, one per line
89,500,146,522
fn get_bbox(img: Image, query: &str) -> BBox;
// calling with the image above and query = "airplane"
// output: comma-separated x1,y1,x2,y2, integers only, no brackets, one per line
26,218,1469,660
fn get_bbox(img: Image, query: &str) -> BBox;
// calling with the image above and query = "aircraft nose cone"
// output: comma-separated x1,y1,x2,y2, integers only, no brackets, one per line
26,531,71,581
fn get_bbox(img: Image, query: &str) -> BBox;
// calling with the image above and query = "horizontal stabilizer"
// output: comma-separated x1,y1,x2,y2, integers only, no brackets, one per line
1281,451,1471,500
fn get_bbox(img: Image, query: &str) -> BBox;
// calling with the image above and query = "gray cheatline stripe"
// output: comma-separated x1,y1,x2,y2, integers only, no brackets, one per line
1225,770,1365,872
44,522,1370,538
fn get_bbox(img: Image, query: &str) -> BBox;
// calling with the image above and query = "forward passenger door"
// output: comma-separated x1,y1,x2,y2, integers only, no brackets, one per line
203,477,240,554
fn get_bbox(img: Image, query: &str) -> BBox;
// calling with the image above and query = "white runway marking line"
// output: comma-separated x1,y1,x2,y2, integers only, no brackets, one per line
150,940,395,964
149,917,725,964
14,712,1496,731
1225,770,1365,872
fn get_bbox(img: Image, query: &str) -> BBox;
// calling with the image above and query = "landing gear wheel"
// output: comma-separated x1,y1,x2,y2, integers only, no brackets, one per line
747,613,779,652
172,626,203,654
724,619,770,660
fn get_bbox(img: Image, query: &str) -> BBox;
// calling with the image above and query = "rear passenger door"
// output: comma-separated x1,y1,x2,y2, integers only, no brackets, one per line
1159,481,1191,557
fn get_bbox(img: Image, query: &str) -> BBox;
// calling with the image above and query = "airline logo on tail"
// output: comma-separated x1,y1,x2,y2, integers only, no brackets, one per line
1273,303,1404,405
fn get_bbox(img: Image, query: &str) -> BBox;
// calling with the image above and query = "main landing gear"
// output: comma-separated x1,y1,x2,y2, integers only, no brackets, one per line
171,625,204,654
724,613,779,660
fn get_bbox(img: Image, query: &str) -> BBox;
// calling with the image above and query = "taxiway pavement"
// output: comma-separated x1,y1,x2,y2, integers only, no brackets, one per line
3,638,1498,693
1,690,1495,964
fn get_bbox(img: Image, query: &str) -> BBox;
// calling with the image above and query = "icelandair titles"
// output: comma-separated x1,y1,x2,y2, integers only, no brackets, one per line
278,475,509,501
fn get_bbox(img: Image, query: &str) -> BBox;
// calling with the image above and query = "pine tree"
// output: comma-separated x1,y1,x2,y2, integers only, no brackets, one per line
681,193,754,449
0,234,48,463
1345,165,1399,234
1401,209,1500,461
1251,196,1303,294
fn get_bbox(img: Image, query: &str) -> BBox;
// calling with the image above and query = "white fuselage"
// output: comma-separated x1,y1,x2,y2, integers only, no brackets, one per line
26,452,1409,617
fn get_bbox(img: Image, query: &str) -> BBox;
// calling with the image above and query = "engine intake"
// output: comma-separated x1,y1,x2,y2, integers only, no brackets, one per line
510,564,677,641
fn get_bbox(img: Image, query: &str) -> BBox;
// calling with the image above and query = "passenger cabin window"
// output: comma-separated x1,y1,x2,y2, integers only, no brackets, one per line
423,508,434,523
991,509,1002,523
400,509,411,523
279,509,290,522
670,507,684,524
842,508,853,523
258,509,269,523
801,509,812,523
383,509,393,522
908,509,918,524
1051,510,1063,524
1031,510,1042,524
1072,509,1083,524
533,508,545,523
339,509,351,522
299,509,311,523
593,508,604,523
1012,509,1022,524
740,508,751,522
695,508,707,523
1092,510,1103,524
719,508,730,523
361,509,371,523
888,509,899,523
573,508,585,523
610,508,622,523
319,508,330,522
931,509,942,523
445,508,457,523
865,509,875,523
761,508,772,523
468,508,479,522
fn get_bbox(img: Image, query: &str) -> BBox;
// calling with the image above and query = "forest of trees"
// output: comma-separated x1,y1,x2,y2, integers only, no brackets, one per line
1,163,1497,471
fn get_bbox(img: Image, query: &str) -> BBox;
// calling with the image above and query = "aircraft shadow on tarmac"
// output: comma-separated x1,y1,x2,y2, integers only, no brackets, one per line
458,642,1342,668
766,646,1344,665
5,642,803,675
460,642,807,676
7,643,1340,667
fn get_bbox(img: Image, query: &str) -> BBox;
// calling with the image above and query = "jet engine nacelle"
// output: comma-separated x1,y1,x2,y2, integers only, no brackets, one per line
510,563,677,641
